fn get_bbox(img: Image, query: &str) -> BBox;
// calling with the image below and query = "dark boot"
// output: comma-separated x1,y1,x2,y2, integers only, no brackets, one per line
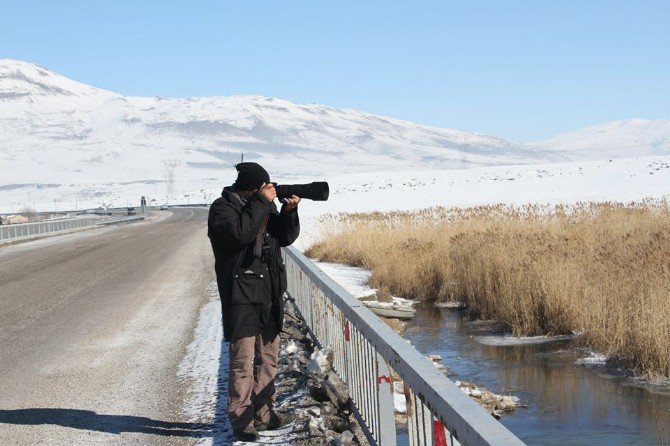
233,425,259,441
255,410,295,431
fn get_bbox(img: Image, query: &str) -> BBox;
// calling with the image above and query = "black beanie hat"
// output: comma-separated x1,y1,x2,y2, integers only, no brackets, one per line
234,162,270,191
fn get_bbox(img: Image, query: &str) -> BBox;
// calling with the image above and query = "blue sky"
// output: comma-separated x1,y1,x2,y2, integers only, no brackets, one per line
1,0,668,141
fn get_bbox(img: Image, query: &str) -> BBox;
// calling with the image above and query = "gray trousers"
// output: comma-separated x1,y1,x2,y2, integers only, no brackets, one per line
227,328,280,431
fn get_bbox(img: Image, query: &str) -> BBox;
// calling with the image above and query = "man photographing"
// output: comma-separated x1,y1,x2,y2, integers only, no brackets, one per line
207,162,300,441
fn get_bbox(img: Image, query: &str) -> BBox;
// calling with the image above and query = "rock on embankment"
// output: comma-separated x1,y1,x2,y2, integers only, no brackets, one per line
264,302,369,446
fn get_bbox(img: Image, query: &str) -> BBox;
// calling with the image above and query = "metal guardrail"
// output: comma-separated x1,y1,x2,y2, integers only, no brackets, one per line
283,246,526,446
0,216,145,242
95,216,145,227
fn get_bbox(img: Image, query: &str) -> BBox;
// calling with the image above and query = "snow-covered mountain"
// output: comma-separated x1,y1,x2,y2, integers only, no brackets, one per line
0,59,563,210
531,119,670,159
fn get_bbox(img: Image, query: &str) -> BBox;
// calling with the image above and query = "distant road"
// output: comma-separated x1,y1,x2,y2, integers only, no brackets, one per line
0,208,215,445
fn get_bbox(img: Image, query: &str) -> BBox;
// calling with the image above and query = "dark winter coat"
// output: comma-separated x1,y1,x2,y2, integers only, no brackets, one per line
208,187,300,341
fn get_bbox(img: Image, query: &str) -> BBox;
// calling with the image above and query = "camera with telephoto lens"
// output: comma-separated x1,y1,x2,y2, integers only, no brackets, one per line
270,182,329,201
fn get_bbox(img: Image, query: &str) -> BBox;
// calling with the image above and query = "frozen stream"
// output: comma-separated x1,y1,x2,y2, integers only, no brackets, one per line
405,303,670,446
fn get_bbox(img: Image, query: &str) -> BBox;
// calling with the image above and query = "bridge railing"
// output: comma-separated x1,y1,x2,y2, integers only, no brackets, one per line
283,246,526,446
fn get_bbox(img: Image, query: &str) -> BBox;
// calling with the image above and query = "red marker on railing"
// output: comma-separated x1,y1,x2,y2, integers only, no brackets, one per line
433,420,448,446
377,375,392,384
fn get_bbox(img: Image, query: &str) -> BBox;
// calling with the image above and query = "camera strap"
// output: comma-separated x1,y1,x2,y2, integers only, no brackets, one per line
253,216,269,258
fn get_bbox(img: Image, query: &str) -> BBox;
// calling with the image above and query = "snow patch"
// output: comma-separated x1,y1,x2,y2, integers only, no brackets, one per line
393,381,407,414
576,352,607,365
284,340,299,355
475,333,578,346
434,301,467,309
311,261,374,299
307,347,334,376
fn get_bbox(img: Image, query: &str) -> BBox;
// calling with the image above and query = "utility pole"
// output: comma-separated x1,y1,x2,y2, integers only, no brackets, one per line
162,159,178,202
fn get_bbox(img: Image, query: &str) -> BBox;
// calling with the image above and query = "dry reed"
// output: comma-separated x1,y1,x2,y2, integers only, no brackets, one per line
306,200,670,377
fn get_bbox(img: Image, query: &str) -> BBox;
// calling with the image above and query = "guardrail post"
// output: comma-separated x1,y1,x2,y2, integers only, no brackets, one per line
377,352,397,446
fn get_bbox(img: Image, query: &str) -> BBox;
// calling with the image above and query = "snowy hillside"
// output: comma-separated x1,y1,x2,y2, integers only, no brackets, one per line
532,118,670,159
0,59,563,211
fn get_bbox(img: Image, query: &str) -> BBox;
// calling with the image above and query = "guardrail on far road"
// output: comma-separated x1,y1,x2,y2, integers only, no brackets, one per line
0,216,146,243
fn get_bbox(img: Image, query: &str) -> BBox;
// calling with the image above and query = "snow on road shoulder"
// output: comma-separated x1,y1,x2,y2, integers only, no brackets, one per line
177,281,232,445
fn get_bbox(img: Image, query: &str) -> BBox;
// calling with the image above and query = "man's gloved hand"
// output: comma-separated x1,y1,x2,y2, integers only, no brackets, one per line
259,182,277,203
282,195,300,213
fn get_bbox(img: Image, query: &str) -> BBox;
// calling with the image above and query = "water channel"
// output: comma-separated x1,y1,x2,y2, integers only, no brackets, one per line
314,261,670,445
402,302,670,445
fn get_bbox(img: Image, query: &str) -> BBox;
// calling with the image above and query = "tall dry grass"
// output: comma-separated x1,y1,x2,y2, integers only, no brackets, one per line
306,200,670,377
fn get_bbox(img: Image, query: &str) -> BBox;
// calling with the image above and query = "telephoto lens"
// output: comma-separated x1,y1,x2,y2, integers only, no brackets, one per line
274,182,329,201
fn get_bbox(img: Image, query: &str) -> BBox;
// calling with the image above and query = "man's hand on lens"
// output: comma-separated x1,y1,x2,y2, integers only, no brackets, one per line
282,195,301,213
259,182,277,203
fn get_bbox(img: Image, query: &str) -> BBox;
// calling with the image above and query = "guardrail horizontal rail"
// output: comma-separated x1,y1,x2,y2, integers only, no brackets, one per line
283,246,526,446
95,216,145,226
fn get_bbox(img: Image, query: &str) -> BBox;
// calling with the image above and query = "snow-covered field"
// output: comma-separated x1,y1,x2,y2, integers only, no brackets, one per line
294,155,670,249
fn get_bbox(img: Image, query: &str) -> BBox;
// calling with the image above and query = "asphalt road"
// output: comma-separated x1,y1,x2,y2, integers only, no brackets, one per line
0,208,216,445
